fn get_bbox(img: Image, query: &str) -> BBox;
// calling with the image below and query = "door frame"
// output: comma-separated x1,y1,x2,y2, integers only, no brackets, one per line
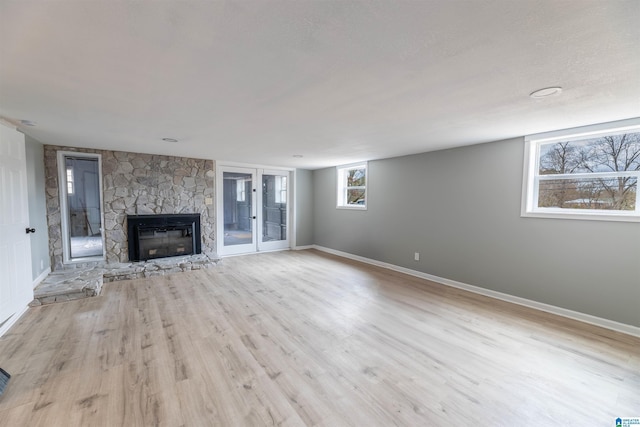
216,163,294,256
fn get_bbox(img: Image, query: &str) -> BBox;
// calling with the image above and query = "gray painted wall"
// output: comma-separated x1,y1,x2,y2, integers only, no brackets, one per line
294,169,314,247
313,138,640,327
25,136,50,282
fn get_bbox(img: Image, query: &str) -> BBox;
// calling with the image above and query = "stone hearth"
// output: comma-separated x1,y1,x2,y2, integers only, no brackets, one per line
31,253,221,306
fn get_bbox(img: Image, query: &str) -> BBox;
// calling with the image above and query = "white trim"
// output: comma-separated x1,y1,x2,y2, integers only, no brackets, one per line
291,169,298,249
524,117,640,143
217,160,295,171
522,210,640,222
0,304,30,338
521,137,536,215
336,204,367,211
221,247,290,258
312,245,640,338
32,267,51,289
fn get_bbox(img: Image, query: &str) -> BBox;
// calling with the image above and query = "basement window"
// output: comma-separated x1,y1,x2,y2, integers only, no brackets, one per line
522,118,640,222
337,163,367,209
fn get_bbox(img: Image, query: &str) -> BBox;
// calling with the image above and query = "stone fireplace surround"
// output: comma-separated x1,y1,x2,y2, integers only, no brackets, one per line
44,145,216,271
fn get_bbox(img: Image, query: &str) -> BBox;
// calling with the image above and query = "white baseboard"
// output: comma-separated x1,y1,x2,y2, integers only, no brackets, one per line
0,305,29,339
32,267,51,289
292,245,314,251
312,245,640,338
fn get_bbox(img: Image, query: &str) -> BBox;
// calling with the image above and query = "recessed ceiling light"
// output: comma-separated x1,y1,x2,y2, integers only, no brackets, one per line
529,87,563,98
162,138,178,142
20,119,37,126
292,154,304,158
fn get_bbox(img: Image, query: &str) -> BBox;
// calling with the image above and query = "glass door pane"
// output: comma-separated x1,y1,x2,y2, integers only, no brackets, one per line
223,171,254,248
261,174,287,242
259,171,289,251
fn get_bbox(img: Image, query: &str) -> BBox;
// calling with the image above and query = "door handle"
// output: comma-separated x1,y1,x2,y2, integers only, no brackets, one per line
26,227,36,234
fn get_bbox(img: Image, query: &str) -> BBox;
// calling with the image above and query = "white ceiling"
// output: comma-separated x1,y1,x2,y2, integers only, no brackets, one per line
1,1,639,169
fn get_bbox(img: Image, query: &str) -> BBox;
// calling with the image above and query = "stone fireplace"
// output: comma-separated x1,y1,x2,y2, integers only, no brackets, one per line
44,145,216,270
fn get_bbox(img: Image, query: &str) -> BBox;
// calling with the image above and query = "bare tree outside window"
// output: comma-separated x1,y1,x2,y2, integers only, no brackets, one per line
337,164,367,208
538,132,640,211
538,142,581,207
346,168,366,205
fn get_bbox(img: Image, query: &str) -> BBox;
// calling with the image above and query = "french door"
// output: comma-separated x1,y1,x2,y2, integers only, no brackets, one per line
217,166,290,256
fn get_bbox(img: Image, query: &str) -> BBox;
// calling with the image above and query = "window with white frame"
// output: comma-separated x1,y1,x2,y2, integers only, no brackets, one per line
337,163,367,209
522,119,640,221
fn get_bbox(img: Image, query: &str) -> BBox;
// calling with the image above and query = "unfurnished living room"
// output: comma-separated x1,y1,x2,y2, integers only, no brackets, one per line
0,1,639,426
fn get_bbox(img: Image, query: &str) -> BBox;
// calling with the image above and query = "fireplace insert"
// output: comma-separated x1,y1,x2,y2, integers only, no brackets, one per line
127,214,201,262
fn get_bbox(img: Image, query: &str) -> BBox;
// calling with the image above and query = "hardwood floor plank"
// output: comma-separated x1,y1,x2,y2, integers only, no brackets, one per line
0,249,638,426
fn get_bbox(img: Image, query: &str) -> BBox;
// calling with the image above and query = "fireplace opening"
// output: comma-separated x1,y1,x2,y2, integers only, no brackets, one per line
127,214,201,262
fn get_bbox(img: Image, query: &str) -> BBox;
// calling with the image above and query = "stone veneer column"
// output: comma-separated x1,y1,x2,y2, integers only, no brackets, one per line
44,146,216,270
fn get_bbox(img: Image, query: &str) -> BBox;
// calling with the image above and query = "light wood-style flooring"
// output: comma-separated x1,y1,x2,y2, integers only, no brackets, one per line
0,249,638,426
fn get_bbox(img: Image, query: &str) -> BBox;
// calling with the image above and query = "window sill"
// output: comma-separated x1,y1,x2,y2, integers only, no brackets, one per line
521,210,640,223
336,205,367,211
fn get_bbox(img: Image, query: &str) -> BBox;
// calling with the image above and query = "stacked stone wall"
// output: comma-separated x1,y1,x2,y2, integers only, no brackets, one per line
44,146,215,270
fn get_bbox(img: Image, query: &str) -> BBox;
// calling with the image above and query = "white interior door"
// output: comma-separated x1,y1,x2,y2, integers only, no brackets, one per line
0,123,33,324
217,166,290,256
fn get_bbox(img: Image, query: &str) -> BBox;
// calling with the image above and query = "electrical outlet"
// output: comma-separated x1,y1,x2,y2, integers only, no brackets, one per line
40,259,44,270
414,252,420,261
